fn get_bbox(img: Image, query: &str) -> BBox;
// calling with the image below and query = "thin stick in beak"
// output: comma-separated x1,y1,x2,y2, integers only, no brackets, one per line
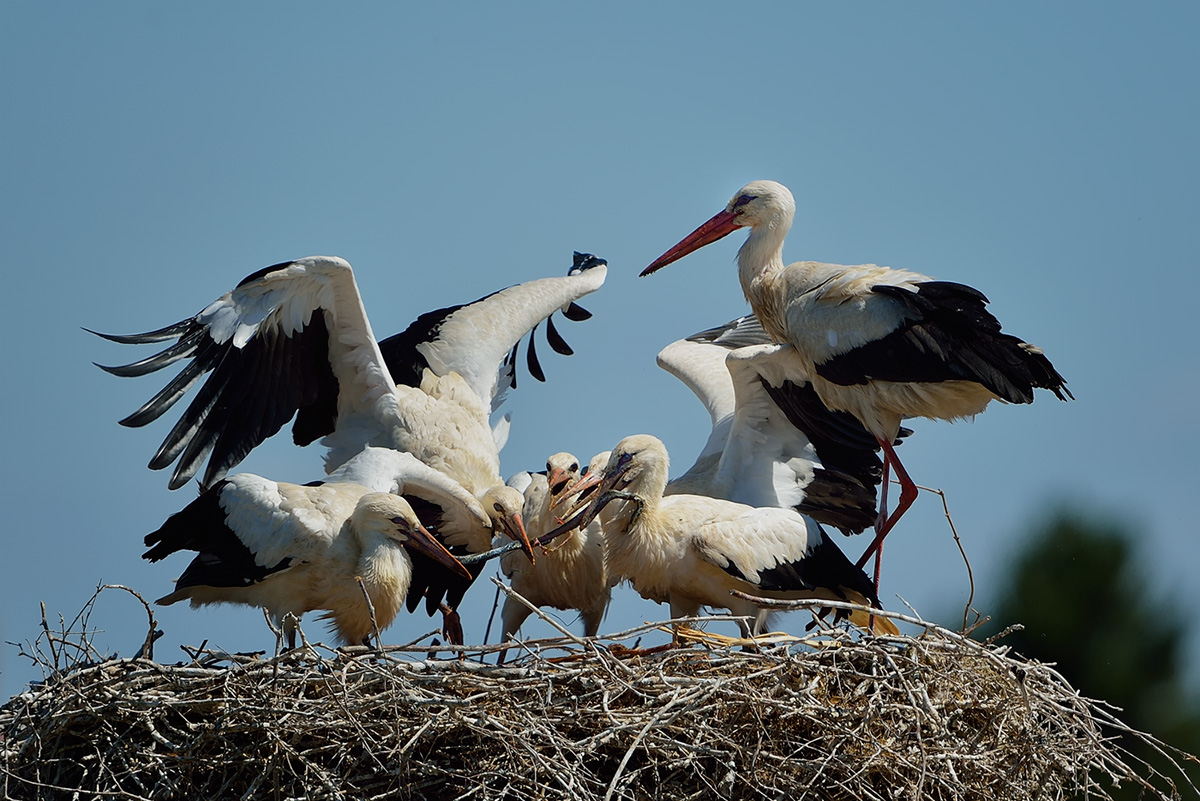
551,471,606,517
457,504,596,568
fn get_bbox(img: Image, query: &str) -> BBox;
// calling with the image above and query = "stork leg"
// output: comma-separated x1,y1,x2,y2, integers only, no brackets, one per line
581,606,604,639
439,602,465,649
855,437,919,572
868,457,892,598
283,615,298,651
876,457,891,534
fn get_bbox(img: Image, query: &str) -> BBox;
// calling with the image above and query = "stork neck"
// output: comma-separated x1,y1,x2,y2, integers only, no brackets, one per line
355,536,409,627
737,227,789,341
736,222,788,294
600,484,659,535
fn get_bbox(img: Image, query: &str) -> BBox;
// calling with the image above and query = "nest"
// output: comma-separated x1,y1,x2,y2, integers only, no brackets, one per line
2,585,1196,801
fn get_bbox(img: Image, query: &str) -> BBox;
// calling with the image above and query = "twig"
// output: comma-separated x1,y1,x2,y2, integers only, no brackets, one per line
355,576,384,650
101,584,159,661
914,483,976,633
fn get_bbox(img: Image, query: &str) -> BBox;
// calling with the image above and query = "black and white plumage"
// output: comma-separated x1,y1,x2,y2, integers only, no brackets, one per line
94,252,607,490
643,180,1071,570
95,253,607,633
659,314,909,535
500,452,610,650
143,464,475,647
577,435,895,638
378,251,606,414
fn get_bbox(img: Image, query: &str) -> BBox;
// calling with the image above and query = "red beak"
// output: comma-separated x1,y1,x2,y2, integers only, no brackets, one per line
641,208,742,276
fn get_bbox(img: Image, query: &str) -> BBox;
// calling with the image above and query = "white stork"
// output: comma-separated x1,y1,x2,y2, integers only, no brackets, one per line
643,180,1071,576
95,252,608,638
144,453,478,648
499,452,610,654
658,314,909,535
575,435,896,638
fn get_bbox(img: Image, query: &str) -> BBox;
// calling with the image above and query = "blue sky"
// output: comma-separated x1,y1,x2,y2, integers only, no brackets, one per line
2,4,1197,700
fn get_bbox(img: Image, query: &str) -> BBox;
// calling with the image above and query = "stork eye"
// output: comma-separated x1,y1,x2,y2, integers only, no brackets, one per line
570,462,579,472
732,194,755,209
493,502,504,512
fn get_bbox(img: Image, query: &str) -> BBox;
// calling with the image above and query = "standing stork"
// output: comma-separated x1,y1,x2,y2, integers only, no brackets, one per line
658,314,909,535
94,252,608,639
143,466,475,648
643,180,1071,579
575,435,895,639
499,452,610,657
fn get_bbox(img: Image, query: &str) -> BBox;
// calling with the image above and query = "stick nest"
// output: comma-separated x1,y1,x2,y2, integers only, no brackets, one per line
2,588,1196,801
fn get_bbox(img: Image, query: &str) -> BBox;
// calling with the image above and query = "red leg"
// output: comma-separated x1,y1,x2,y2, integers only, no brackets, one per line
856,437,918,570
876,455,891,532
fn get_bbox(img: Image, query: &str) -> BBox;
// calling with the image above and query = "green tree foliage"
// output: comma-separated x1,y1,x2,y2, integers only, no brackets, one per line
975,508,1200,796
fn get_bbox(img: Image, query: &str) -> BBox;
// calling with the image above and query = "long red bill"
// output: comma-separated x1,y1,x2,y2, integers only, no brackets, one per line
641,208,742,276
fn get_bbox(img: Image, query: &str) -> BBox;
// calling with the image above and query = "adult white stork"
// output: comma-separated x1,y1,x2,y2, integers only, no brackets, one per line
143,454,478,647
658,314,910,535
575,434,896,638
643,180,1072,574
95,252,608,637
499,452,610,655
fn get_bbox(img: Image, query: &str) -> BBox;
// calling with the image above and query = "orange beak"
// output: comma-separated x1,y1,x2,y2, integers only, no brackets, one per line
507,512,536,564
395,518,472,580
551,470,606,518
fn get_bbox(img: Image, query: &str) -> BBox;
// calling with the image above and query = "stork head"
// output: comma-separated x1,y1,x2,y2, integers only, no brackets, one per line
483,484,535,563
600,435,669,497
548,450,612,516
354,493,471,579
641,180,796,276
559,437,667,532
545,451,581,505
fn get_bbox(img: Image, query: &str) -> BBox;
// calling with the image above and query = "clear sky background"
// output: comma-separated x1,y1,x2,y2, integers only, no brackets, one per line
2,4,1197,701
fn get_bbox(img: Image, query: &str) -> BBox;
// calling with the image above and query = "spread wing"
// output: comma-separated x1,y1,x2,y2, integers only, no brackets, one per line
93,256,395,490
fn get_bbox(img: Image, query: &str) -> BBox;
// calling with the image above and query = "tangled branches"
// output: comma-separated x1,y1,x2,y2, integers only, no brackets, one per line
1,586,1195,800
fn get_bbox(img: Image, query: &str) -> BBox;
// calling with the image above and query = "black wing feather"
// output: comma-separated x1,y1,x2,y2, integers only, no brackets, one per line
562,302,592,322
545,314,573,355
108,297,342,489
143,480,293,589
86,320,197,345
815,281,1072,403
719,526,881,608
525,322,546,382
377,303,469,389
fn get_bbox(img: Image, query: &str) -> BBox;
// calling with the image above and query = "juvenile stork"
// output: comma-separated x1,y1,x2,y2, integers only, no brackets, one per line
499,452,610,655
643,180,1071,574
658,314,909,535
576,435,895,639
144,468,474,648
95,252,608,637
